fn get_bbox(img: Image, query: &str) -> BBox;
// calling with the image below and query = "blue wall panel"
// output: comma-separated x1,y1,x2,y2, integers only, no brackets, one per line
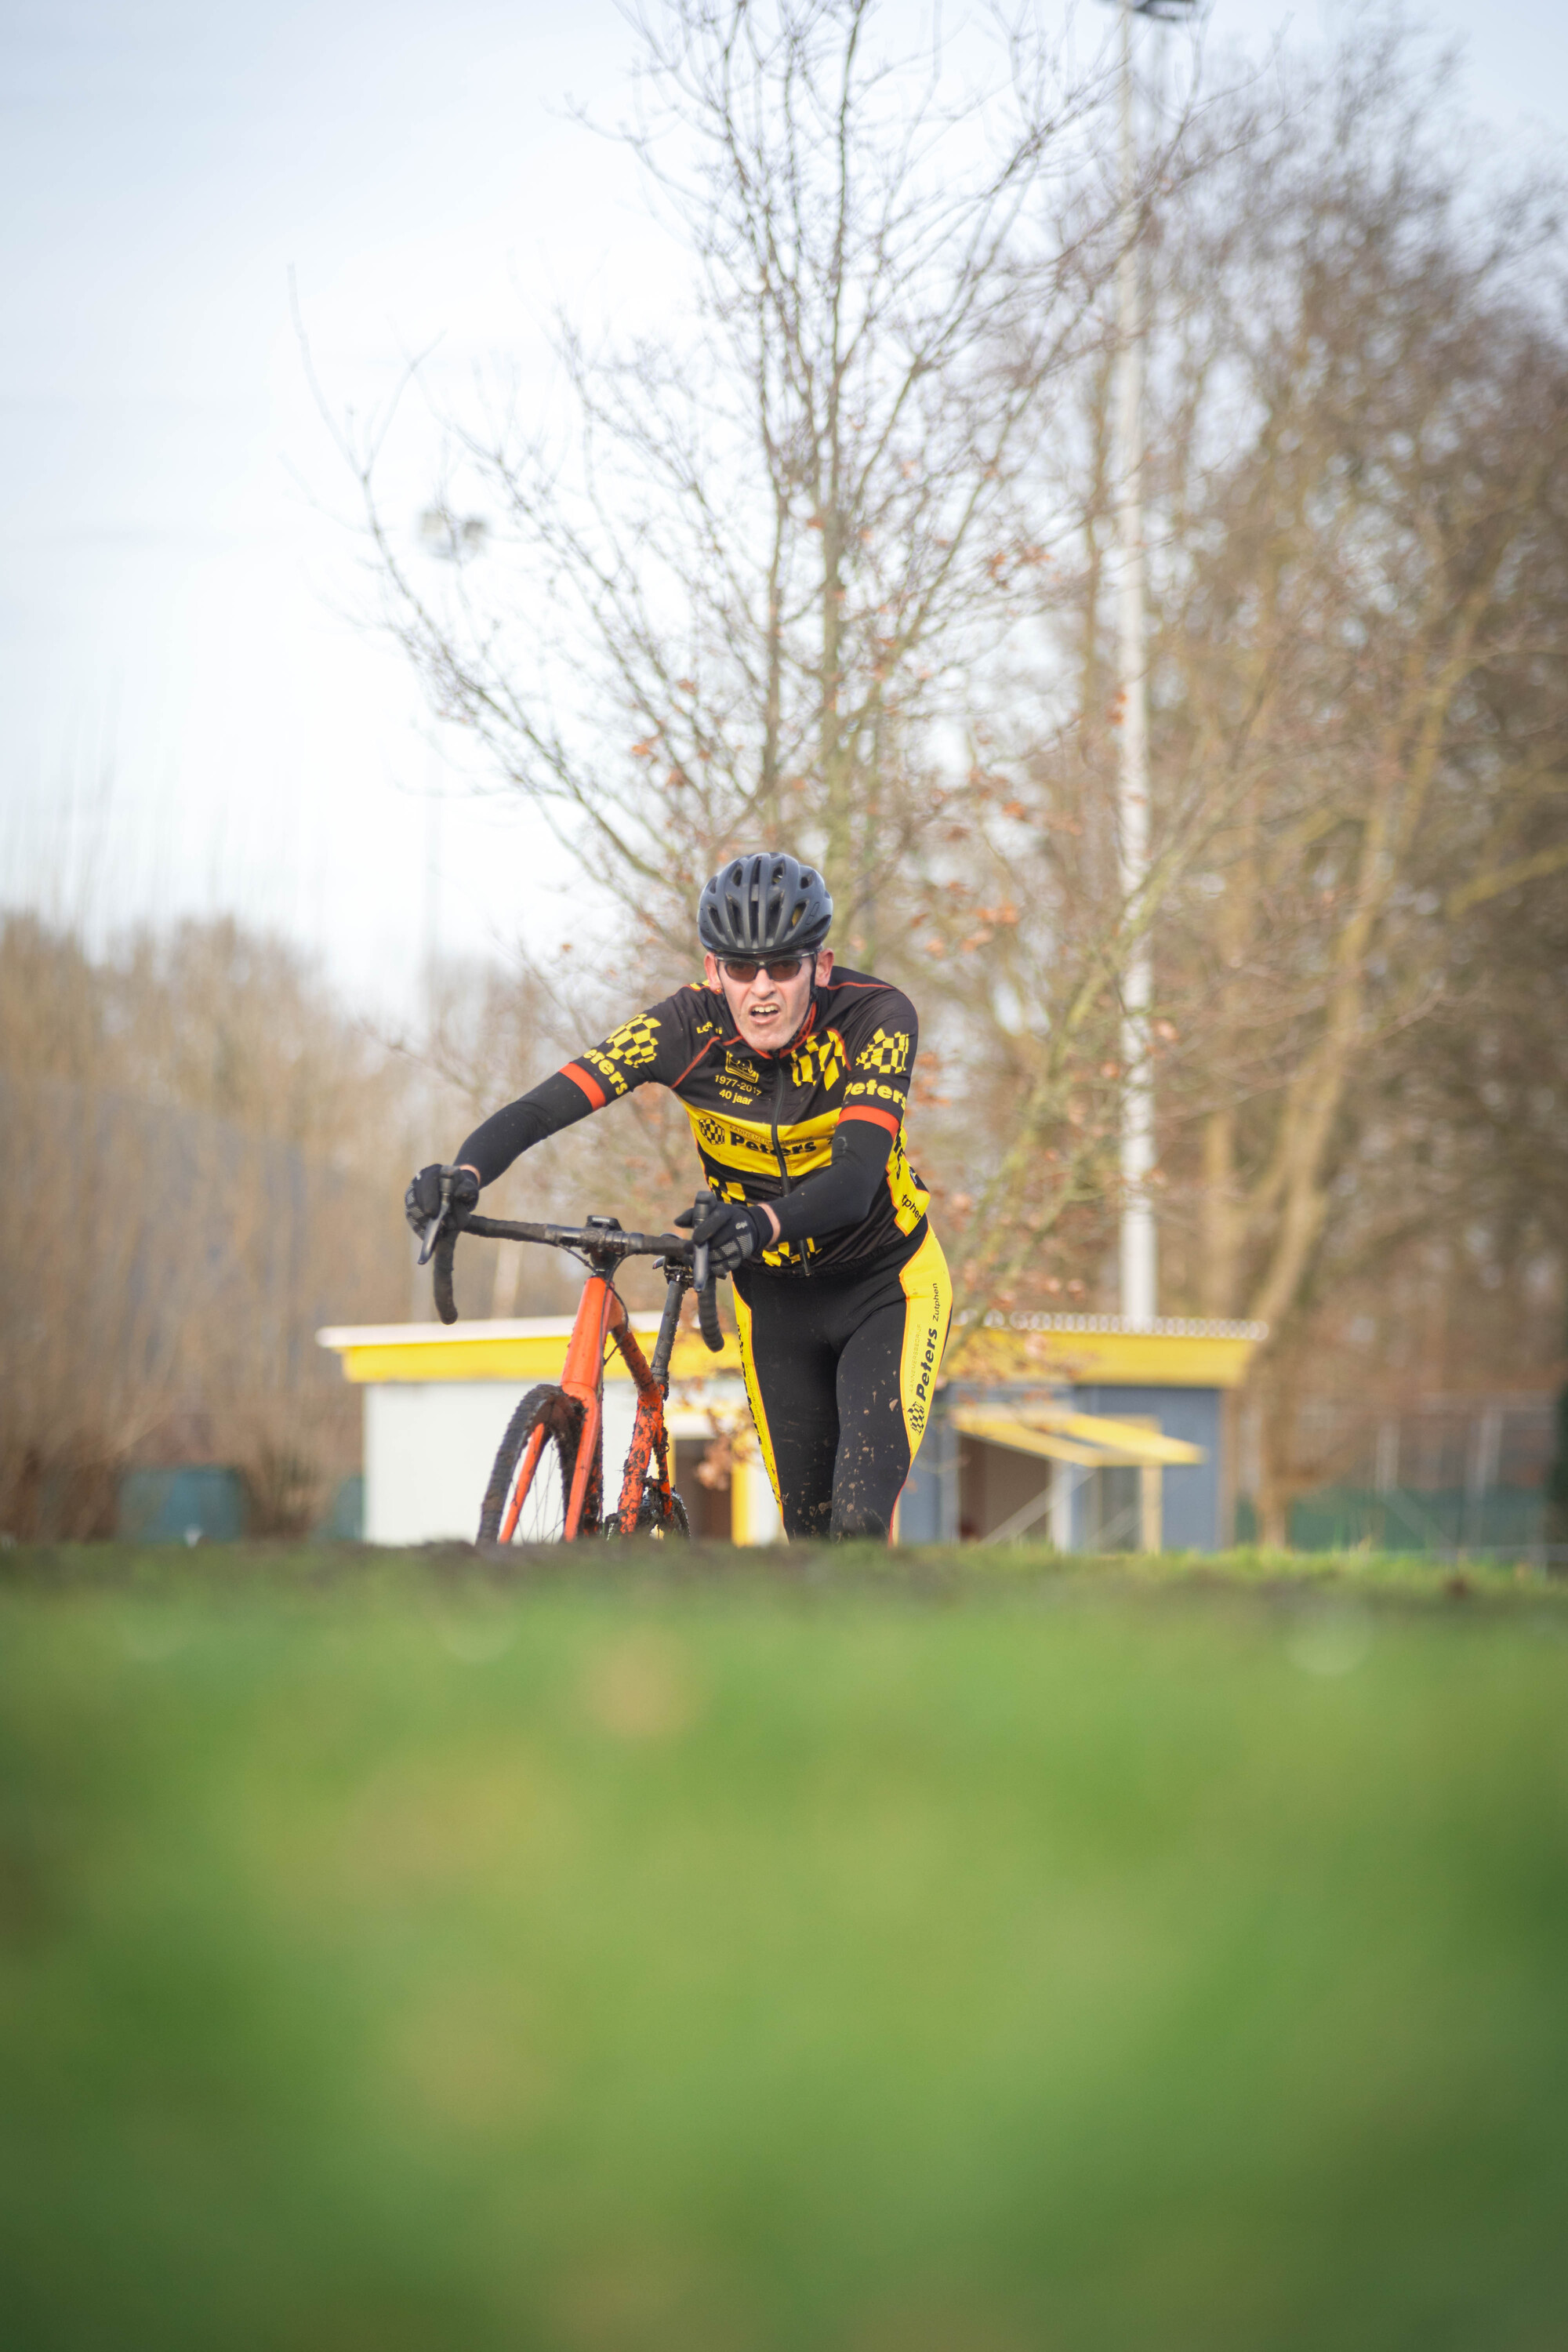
1069,1385,1222,1552
899,1414,958,1543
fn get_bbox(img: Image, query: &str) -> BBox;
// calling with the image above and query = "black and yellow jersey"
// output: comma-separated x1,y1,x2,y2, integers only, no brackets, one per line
458,967,931,1277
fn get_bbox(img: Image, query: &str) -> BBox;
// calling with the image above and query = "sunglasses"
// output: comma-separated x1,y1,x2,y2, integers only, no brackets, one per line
719,953,811,985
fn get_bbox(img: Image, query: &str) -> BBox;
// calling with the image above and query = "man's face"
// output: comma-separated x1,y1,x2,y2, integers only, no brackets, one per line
706,946,833,1055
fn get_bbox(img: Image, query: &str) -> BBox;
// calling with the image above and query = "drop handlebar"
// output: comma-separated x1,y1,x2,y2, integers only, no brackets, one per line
430,1204,728,1356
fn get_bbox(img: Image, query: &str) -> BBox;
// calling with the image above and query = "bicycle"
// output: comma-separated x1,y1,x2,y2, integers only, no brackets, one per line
420,1178,730,1544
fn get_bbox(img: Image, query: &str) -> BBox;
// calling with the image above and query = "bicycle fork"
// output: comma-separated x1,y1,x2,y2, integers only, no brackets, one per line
559,1276,620,1540
557,1275,684,1539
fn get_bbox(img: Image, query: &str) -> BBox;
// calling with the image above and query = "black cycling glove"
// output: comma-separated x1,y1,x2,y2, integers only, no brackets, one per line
404,1162,480,1240
674,1199,769,1272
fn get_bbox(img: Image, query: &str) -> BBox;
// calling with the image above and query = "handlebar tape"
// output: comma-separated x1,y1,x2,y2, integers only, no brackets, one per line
434,1229,459,1325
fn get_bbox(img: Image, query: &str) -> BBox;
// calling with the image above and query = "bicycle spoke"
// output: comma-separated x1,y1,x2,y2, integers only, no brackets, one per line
509,1428,571,1542
479,1385,582,1545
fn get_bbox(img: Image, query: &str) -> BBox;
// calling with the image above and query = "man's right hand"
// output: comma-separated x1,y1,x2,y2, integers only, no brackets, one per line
405,1163,481,1240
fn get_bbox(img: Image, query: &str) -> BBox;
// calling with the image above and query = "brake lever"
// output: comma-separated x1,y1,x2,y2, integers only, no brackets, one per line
417,1171,453,1267
690,1186,715,1291
689,1188,726,1354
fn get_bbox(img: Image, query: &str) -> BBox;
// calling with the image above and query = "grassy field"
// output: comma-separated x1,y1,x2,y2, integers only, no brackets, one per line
2,1542,1566,2350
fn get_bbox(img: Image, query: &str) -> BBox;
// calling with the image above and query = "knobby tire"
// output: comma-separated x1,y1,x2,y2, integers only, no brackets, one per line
479,1385,693,1544
479,1385,588,1544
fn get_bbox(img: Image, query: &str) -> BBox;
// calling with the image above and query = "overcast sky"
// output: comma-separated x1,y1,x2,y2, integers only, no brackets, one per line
2,0,1566,1015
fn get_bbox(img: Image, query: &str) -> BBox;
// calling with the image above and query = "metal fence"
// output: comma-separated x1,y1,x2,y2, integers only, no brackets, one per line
1238,1392,1565,1563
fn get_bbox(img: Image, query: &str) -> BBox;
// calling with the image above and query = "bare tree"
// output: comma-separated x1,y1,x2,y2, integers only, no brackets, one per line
0,916,410,1538
337,2,1568,1546
328,0,1257,1340
1140,29,1568,1534
848,24,1568,1473
341,0,1182,964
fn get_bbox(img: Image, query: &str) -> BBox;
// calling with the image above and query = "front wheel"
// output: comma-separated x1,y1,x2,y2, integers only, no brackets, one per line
479,1385,590,1544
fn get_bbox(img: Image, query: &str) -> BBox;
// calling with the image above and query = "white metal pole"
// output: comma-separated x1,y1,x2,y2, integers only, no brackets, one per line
423,735,443,1029
1114,0,1157,1325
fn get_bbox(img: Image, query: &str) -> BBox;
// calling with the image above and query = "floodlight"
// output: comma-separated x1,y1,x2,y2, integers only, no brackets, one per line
417,509,489,563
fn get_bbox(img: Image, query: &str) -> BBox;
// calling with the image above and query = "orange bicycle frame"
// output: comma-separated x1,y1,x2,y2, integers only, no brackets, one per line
499,1272,676,1542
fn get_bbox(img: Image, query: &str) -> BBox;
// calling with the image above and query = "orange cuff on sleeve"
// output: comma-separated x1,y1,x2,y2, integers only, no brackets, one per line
561,1062,607,1110
840,1104,902,1138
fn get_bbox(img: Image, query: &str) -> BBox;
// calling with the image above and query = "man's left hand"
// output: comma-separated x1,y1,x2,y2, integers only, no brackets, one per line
675,1200,771,1272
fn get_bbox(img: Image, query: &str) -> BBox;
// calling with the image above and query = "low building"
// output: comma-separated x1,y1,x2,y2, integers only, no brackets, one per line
900,1316,1265,1550
320,1312,1264,1552
318,1317,779,1544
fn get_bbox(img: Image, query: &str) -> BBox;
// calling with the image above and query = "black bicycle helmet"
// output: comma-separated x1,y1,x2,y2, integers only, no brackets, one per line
698,852,833,959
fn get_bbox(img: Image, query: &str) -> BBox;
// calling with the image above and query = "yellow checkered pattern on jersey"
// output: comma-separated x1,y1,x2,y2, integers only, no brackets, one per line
856,1027,910,1078
599,1014,662,1069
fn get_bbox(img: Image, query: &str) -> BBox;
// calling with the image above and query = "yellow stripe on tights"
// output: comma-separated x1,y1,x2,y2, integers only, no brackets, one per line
731,1283,783,1508
897,1226,953,1464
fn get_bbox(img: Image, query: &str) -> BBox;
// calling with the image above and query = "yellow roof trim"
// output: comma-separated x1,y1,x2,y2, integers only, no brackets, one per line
950,1404,1204,1468
949,1411,1105,1467
317,1320,742,1384
1018,1406,1207,1466
946,1321,1261,1389
669,1331,744,1377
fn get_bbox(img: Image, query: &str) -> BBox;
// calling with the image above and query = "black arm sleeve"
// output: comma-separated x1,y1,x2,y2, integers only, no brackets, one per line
456,1072,597,1188
456,992,705,1188
767,1120,895,1246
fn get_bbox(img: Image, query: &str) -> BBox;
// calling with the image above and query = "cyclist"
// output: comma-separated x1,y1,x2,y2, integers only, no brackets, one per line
405,853,951,1540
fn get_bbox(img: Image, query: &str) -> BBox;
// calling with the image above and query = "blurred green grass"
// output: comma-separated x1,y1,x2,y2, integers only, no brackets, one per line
2,1544,1566,2350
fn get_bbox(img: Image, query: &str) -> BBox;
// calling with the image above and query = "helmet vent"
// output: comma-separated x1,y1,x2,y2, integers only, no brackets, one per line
698,851,833,960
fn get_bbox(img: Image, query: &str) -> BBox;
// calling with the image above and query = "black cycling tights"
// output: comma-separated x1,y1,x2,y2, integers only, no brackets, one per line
732,1229,952,1541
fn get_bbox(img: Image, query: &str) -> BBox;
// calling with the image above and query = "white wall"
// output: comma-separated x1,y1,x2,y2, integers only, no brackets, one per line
733,1455,783,1544
365,1381,638,1544
361,1370,786,1545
